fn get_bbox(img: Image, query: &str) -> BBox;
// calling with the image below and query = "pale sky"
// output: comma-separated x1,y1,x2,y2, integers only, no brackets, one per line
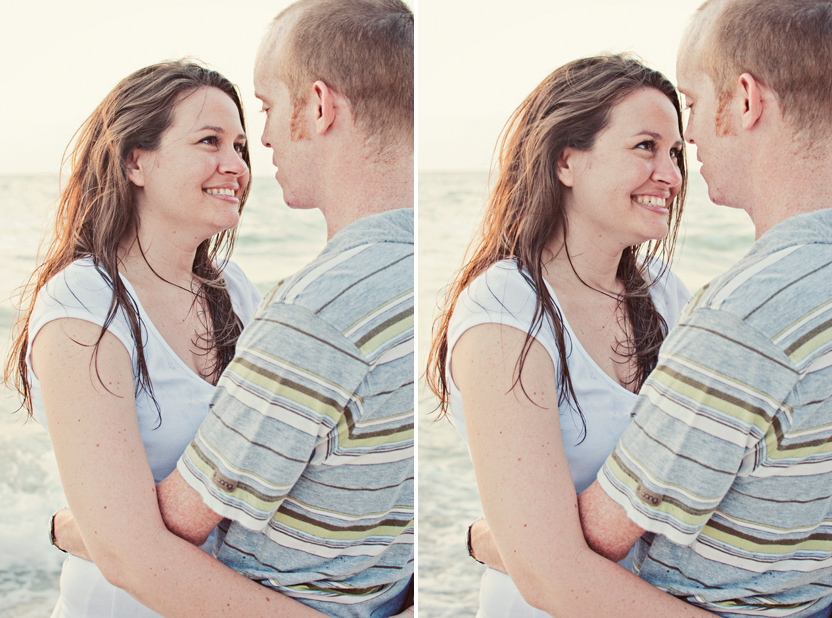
2,0,297,176
419,0,704,170
2,1,705,175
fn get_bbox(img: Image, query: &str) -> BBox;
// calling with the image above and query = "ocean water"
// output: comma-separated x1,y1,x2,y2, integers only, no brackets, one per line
416,170,756,617
0,174,326,617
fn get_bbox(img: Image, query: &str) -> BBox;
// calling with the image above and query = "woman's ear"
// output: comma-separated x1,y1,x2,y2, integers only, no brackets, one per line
125,149,146,187
556,148,576,187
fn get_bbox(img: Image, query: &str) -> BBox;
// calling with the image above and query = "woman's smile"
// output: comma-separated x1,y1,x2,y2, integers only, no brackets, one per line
204,185,241,203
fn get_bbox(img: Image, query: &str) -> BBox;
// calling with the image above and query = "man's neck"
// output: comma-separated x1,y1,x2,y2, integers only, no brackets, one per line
320,142,414,240
746,144,832,239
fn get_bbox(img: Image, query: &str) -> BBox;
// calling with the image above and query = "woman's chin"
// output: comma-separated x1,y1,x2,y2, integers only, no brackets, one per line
208,211,242,237
625,226,670,248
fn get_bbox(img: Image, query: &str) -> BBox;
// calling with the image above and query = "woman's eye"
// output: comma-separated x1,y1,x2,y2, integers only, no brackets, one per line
200,136,218,146
234,142,246,154
670,147,682,161
637,140,655,151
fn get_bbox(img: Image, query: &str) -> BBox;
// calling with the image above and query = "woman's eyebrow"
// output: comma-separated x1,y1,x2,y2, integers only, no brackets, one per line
633,130,682,145
196,125,246,140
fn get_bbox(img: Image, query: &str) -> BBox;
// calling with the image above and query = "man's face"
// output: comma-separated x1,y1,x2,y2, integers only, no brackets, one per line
254,53,316,210
676,51,746,210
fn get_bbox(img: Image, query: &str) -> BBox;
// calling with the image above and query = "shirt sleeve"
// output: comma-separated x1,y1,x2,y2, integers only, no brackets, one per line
28,261,135,367
597,305,799,546
177,301,370,532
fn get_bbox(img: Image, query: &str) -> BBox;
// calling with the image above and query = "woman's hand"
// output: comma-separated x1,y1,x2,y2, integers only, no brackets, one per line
51,508,91,561
468,518,507,573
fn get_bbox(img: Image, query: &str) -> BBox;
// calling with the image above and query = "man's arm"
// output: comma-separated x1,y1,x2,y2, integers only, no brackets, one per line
156,469,222,546
160,439,417,618
578,480,646,562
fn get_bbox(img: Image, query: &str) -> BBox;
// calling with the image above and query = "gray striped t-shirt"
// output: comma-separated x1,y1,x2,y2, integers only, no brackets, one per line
599,208,832,617
178,209,414,618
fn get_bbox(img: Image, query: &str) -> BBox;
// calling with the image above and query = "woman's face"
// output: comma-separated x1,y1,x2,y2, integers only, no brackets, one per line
557,87,683,252
127,86,250,245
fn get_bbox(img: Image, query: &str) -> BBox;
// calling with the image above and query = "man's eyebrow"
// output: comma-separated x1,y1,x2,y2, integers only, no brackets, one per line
196,125,246,141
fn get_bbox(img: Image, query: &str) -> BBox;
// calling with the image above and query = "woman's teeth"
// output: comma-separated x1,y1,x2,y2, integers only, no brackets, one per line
205,188,236,197
634,195,667,208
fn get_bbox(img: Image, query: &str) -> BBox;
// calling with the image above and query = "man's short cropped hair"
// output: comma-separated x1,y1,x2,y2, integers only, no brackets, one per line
265,0,413,145
692,0,832,140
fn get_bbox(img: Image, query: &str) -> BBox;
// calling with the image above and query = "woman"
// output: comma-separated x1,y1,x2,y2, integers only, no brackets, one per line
426,55,717,617
5,61,329,618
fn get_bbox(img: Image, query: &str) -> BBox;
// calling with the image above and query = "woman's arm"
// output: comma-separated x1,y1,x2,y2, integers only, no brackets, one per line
52,470,417,618
34,317,327,618
453,323,716,618
469,482,646,571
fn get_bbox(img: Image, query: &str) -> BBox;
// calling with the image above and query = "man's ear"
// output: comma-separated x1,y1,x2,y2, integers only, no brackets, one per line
736,72,765,131
311,80,339,135
556,148,578,187
125,149,146,187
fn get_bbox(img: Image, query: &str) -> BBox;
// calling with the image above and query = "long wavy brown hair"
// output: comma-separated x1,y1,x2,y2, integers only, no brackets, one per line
6,60,253,421
426,54,687,439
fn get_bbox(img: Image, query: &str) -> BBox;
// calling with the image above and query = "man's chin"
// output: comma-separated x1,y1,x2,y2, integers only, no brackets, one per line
706,188,743,210
280,191,316,211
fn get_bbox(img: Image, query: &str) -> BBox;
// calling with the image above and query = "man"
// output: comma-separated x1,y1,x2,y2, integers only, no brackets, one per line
156,1,414,616
579,0,832,616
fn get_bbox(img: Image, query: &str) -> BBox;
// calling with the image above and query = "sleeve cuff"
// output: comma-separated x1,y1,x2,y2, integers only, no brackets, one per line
176,444,274,534
596,458,702,547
